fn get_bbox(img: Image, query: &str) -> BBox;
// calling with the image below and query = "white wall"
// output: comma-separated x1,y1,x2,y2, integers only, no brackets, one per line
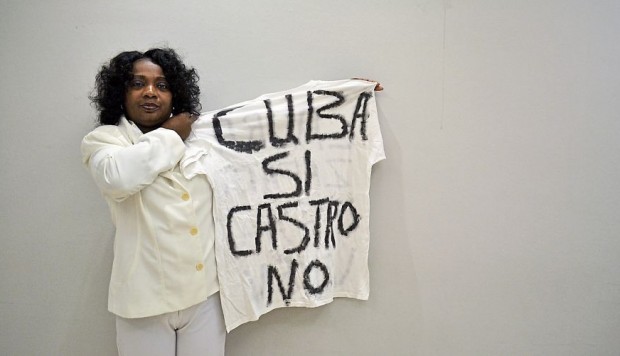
1,1,619,355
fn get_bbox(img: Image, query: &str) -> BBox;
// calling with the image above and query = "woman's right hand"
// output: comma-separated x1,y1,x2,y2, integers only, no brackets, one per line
161,112,198,141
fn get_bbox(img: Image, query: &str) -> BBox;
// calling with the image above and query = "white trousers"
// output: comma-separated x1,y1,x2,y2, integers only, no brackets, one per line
116,293,226,356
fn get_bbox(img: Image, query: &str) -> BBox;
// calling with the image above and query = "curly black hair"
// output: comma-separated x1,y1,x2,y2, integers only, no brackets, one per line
90,48,201,126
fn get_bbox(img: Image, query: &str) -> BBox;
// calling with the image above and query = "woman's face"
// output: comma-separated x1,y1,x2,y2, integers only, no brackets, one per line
124,59,173,132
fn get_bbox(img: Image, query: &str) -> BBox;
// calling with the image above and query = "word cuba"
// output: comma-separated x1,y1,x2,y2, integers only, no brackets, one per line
212,90,374,153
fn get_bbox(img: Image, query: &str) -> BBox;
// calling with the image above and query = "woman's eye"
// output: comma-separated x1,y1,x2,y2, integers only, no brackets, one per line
129,80,144,88
157,82,169,90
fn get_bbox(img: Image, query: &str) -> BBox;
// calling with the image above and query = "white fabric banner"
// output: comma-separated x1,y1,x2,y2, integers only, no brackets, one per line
181,79,385,331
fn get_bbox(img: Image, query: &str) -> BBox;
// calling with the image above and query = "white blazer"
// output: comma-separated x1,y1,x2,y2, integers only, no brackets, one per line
81,118,218,318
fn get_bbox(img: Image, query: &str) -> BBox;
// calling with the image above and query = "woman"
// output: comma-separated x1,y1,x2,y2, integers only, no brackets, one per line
82,48,225,355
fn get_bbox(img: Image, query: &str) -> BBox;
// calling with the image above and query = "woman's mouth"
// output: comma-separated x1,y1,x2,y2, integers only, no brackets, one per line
140,103,160,112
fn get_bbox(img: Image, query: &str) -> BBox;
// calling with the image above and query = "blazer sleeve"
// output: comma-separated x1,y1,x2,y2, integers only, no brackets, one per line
81,126,186,202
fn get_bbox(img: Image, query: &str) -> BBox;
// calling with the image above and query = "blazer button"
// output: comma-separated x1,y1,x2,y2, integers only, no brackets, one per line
190,227,198,236
181,192,190,201
196,263,204,271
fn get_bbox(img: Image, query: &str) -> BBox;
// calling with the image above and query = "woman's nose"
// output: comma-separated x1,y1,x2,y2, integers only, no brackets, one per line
143,84,156,97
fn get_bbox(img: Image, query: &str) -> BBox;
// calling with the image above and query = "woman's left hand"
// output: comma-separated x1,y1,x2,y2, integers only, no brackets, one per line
352,77,383,91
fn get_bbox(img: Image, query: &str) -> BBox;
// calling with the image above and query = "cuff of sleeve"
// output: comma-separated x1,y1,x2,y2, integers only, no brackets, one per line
140,127,186,164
